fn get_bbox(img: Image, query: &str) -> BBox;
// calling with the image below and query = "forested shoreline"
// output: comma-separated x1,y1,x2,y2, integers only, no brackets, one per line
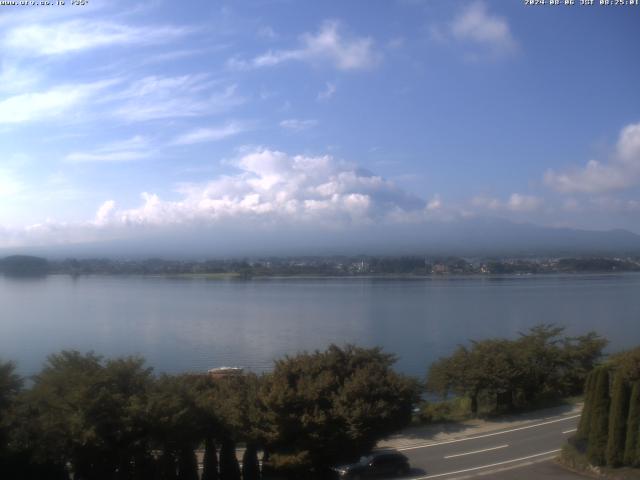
0,346,418,480
0,325,609,479
2,254,640,278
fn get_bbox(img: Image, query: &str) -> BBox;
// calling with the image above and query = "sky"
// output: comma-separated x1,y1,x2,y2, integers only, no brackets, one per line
0,0,639,251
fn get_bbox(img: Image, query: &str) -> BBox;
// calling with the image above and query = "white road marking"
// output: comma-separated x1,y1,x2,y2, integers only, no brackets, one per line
562,428,577,434
397,415,580,451
444,444,508,459
411,449,561,479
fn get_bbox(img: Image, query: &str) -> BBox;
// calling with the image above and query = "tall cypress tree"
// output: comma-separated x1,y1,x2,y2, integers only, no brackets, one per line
577,370,596,442
202,437,219,480
177,448,199,480
624,382,640,467
260,449,275,480
587,367,611,466
219,438,241,480
158,452,178,480
606,373,630,466
242,444,260,480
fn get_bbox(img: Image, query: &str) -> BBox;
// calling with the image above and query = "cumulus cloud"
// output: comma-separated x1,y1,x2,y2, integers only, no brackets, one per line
472,193,542,212
433,1,517,59
545,122,640,193
106,149,424,228
4,20,190,57
0,149,429,247
228,20,379,71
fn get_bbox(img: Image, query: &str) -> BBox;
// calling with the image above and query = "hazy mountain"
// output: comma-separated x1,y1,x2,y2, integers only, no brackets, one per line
3,217,640,259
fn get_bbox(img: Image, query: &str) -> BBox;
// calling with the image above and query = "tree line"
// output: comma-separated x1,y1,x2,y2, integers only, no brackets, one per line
0,346,418,480
426,325,607,416
573,346,640,468
0,326,609,479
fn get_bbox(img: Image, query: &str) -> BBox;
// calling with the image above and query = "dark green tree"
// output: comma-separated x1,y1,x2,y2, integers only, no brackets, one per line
202,436,219,480
516,324,565,402
606,373,630,466
576,370,596,441
587,367,611,466
624,381,640,466
561,332,608,395
177,447,199,480
261,344,419,472
242,444,260,480
219,438,241,480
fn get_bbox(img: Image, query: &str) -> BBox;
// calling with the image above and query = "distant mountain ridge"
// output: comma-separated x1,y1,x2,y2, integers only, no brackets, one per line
2,217,640,259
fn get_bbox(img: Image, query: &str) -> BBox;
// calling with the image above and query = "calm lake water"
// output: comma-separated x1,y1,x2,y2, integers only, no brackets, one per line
2,273,640,378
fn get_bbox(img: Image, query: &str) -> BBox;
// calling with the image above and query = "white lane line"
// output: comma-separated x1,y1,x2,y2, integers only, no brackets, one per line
444,444,508,459
562,428,577,434
397,415,580,451
411,449,561,479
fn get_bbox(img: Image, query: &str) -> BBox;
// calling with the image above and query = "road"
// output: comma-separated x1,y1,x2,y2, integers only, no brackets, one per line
397,412,581,479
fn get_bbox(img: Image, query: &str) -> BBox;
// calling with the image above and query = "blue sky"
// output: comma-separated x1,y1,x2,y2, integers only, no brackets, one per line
1,0,639,249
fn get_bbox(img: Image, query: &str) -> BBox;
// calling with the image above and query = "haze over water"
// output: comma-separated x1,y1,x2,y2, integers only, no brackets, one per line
2,273,639,378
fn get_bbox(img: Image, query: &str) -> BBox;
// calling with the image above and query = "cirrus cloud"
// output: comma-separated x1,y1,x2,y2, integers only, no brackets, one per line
228,20,380,71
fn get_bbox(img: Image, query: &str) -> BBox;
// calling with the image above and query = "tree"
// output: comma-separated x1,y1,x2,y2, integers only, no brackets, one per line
427,339,523,415
587,367,611,466
624,382,640,467
219,438,241,480
177,447,199,480
561,332,608,395
606,373,630,466
426,325,607,417
260,345,419,472
20,352,154,479
0,361,22,473
576,370,596,442
242,444,260,480
427,347,482,415
516,324,565,402
202,436,219,480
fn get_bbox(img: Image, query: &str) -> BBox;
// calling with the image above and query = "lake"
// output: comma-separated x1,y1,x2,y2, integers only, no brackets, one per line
1,273,639,378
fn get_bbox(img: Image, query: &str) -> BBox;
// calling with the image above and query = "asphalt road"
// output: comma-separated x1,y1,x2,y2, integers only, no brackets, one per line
397,412,581,479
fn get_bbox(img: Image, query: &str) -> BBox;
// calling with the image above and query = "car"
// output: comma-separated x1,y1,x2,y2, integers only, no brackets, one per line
332,450,411,479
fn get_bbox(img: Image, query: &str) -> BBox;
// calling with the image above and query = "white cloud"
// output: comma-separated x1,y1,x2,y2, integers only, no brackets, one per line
65,135,152,163
434,1,517,59
505,193,542,212
426,194,442,211
229,20,379,71
4,20,190,57
0,169,24,197
0,149,428,247
94,200,117,226
545,122,640,193
0,81,113,124
111,76,243,122
104,149,424,228
472,193,542,212
171,123,246,146
279,119,318,131
317,82,337,101
0,62,41,94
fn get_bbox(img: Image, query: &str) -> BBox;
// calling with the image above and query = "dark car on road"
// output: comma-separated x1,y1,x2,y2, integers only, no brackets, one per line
332,451,411,479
